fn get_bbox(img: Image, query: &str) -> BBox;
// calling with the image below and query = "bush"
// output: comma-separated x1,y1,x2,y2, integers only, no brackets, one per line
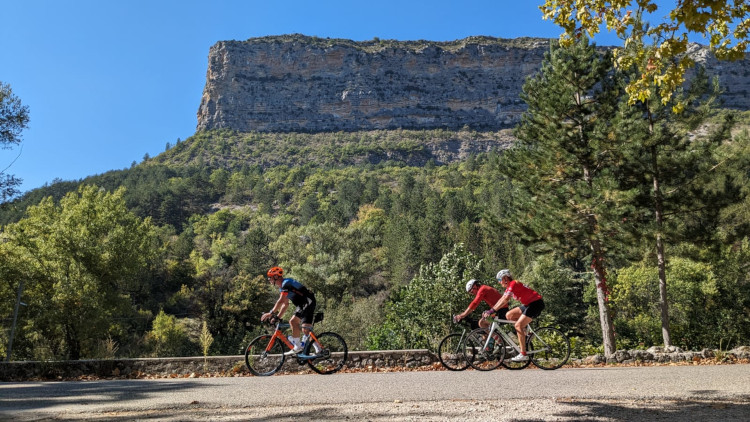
146,310,193,357
367,244,481,350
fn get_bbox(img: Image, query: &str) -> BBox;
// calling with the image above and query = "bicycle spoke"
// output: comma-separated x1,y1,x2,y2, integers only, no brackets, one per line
464,328,503,371
529,327,570,370
500,340,532,370
245,334,286,376
438,332,470,371
306,332,348,375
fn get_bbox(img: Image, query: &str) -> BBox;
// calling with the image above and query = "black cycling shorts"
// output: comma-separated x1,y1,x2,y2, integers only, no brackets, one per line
520,299,545,319
495,307,510,320
294,296,316,325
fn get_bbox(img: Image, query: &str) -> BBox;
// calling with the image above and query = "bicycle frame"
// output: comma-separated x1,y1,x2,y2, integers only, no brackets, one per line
483,317,546,356
266,320,323,360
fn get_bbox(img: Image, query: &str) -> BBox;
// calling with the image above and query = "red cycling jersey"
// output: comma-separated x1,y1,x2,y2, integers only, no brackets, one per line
468,285,502,310
502,280,542,306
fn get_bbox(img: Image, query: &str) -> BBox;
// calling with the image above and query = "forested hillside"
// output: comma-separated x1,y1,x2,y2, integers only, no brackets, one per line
2,47,750,361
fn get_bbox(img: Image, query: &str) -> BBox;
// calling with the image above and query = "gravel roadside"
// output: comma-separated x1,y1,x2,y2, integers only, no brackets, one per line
18,398,750,421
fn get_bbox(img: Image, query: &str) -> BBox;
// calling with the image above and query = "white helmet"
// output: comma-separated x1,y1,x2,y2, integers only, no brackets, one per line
465,279,477,292
496,269,512,281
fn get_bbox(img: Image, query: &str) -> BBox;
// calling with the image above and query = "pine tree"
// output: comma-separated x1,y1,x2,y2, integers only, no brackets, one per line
500,40,630,355
614,62,730,347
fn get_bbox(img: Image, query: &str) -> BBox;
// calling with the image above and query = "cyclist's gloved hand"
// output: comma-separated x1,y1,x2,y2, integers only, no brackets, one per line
261,311,277,322
482,309,496,319
453,314,461,323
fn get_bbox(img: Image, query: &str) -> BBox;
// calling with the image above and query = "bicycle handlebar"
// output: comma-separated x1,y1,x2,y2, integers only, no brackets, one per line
263,314,282,326
452,315,478,326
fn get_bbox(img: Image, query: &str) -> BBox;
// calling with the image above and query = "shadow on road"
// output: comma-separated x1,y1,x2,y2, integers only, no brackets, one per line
0,379,210,414
549,397,750,422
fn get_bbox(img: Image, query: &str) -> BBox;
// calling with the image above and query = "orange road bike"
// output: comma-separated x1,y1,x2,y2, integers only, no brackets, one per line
244,314,348,376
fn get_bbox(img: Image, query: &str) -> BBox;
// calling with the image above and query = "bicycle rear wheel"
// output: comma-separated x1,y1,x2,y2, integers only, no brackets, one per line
529,327,570,370
245,334,285,376
464,328,504,371
306,332,348,375
438,332,470,371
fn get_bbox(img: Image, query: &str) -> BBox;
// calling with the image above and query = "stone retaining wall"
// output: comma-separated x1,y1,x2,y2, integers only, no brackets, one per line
2,346,748,381
0,350,436,381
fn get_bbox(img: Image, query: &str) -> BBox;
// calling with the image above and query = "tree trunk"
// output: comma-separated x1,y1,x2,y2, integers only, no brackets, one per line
651,145,672,347
581,161,616,356
590,245,617,356
65,324,81,361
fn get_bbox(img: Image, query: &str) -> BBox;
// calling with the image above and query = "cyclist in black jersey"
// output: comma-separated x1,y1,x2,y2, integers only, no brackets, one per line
261,266,317,353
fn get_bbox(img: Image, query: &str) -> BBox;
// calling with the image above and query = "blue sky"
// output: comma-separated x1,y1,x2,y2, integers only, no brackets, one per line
1,0,685,194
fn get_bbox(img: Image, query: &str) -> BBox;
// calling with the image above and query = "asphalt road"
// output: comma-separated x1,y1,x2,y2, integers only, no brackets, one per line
2,364,749,421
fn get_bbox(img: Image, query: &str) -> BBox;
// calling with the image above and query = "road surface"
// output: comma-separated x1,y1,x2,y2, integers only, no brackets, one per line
2,364,749,421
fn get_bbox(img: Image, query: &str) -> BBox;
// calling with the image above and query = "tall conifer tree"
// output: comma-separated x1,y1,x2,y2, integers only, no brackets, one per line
614,43,729,347
501,40,630,355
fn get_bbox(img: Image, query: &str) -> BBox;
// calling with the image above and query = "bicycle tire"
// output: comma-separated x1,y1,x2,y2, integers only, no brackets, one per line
438,332,470,371
244,334,286,376
306,332,348,375
529,327,570,370
500,332,532,370
464,328,504,371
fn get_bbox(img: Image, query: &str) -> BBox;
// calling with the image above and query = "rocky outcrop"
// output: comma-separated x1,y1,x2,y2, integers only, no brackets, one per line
196,35,549,132
197,34,750,133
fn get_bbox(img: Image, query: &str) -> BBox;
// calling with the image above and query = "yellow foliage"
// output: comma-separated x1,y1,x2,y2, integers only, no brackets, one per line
541,0,749,105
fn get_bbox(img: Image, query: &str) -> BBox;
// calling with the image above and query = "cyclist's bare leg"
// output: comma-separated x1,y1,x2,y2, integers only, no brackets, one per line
477,317,501,343
515,315,533,355
505,307,522,321
289,315,302,339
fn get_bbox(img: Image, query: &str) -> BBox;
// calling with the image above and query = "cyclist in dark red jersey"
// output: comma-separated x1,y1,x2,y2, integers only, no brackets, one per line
484,269,545,362
454,279,509,329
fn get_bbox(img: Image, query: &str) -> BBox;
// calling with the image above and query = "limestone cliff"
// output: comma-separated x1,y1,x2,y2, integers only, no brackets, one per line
196,34,749,133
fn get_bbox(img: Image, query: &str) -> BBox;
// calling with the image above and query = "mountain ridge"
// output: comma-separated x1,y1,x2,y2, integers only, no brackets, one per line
197,34,750,133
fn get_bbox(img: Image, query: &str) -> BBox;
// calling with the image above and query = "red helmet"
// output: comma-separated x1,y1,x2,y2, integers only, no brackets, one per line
267,266,284,278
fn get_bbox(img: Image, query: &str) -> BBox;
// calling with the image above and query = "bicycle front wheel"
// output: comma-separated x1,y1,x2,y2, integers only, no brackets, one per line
464,328,504,371
438,332,470,371
306,332,348,375
500,334,532,370
245,334,285,376
529,327,570,370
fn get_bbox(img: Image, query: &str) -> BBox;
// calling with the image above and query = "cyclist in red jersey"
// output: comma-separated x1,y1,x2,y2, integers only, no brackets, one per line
454,279,509,329
484,269,545,362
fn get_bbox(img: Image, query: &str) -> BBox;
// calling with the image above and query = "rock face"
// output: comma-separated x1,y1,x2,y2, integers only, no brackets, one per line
196,34,750,133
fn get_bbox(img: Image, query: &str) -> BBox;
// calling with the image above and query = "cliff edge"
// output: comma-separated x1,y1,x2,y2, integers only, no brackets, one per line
197,34,749,133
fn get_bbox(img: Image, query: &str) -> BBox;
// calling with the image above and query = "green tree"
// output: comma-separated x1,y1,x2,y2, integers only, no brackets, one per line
0,82,30,202
612,256,720,349
0,185,157,360
367,243,481,350
522,254,588,336
500,40,628,355
713,127,750,241
614,41,730,346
